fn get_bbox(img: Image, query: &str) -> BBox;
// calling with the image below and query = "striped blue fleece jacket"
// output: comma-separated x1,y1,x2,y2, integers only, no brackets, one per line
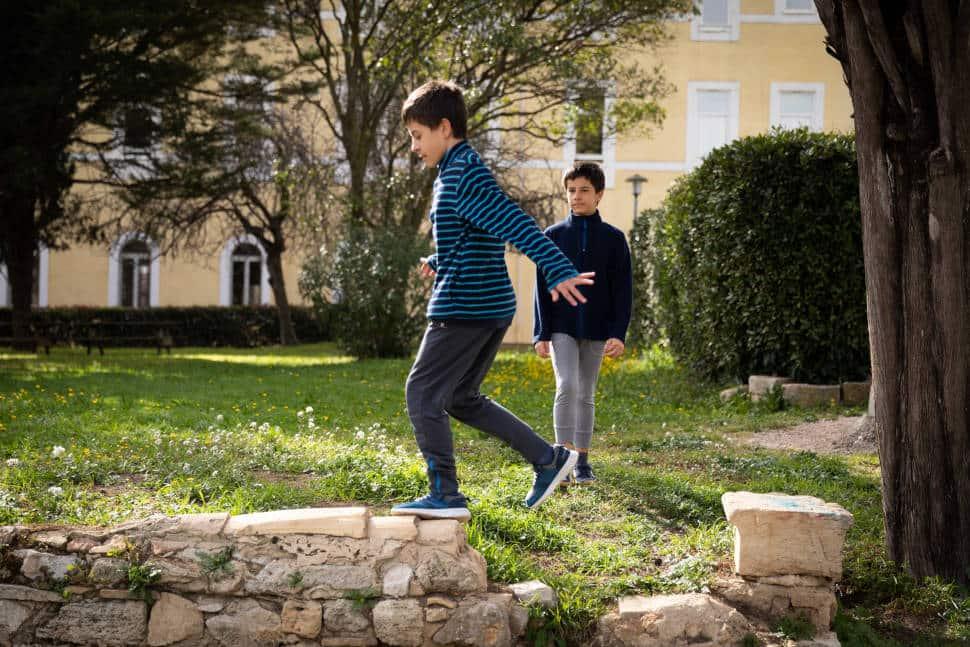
425,140,578,321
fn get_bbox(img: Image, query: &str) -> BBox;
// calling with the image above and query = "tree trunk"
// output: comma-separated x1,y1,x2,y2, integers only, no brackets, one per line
817,1,970,584
265,249,298,346
2,194,38,349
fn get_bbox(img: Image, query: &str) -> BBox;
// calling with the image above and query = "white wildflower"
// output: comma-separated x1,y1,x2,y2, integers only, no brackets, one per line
47,486,64,496
297,410,304,419
355,431,366,440
182,463,191,473
216,414,224,424
5,458,20,467
308,421,317,430
51,446,66,458
305,406,313,414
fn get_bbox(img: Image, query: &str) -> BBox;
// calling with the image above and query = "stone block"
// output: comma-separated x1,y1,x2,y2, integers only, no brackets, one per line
175,512,230,535
602,594,751,647
782,384,841,408
509,603,529,637
89,534,129,555
382,563,414,598
323,599,371,634
278,535,373,565
748,375,792,396
714,575,837,630
150,539,188,556
0,600,32,638
426,606,450,623
224,507,368,538
205,599,281,647
30,530,69,550
89,557,128,586
149,557,207,593
368,516,418,542
722,492,854,579
15,549,82,581
99,589,141,599
372,599,424,647
841,381,871,407
417,519,464,554
196,596,226,613
249,560,376,598
319,636,377,647
0,583,64,602
720,385,748,402
148,592,204,646
36,600,147,646
414,546,488,595
281,599,323,638
433,599,511,647
509,580,557,609
427,595,457,609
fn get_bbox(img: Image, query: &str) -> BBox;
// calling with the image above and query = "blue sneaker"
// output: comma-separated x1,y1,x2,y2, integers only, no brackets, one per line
573,464,596,483
391,494,471,521
525,446,578,509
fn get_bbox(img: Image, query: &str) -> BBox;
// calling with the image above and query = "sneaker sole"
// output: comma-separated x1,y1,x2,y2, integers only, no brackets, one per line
573,477,596,484
527,449,578,509
390,507,471,521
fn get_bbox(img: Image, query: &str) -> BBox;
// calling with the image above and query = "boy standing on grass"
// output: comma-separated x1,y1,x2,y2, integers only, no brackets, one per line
533,162,632,484
390,80,595,522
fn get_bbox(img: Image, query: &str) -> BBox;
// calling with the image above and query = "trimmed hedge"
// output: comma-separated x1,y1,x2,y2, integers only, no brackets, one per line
0,306,332,348
648,128,868,383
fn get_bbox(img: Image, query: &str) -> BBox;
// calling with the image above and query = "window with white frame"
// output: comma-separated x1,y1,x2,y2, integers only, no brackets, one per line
779,0,816,14
563,84,616,187
686,82,740,168
691,0,740,41
220,236,270,306
770,83,824,131
108,233,159,307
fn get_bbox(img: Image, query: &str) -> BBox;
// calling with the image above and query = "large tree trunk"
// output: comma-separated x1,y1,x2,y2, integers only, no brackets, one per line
265,249,298,346
817,1,970,584
2,195,38,349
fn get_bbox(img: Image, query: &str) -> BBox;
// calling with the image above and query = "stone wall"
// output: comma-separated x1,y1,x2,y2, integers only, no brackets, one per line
0,507,528,647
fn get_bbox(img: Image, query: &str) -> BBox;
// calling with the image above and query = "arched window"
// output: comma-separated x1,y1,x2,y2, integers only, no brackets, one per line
219,236,269,306
108,233,159,307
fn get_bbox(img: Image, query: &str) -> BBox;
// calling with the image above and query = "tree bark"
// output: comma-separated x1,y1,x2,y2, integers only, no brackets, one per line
2,194,38,349
265,249,298,346
817,0,970,584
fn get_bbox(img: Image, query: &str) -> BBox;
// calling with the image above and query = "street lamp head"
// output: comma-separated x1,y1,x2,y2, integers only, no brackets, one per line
626,173,647,198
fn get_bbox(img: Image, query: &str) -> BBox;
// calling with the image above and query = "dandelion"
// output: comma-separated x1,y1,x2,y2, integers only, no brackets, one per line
47,486,64,496
5,458,20,467
51,446,66,458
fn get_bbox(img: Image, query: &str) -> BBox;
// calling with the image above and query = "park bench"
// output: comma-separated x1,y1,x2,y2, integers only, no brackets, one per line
81,320,178,355
0,320,59,354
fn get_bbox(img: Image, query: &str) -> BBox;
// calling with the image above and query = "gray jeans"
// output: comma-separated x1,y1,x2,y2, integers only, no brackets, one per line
550,333,606,450
406,321,552,498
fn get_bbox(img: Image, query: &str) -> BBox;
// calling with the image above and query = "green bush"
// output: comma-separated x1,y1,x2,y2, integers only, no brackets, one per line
627,207,663,350
300,223,430,358
0,306,330,347
649,128,867,382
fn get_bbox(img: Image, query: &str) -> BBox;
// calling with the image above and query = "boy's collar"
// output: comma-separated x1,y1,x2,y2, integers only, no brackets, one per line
438,139,470,170
568,210,602,224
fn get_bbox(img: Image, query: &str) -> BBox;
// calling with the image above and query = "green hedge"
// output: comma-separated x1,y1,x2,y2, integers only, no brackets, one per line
648,128,868,383
0,306,332,347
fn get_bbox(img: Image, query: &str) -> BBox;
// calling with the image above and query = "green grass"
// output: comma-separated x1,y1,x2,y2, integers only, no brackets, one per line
1,343,967,645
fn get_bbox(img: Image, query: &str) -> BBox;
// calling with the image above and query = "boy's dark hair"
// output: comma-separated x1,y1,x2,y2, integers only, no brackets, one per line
563,162,606,192
401,80,468,139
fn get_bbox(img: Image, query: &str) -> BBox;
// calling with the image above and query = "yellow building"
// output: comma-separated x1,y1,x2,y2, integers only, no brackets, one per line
1,0,851,345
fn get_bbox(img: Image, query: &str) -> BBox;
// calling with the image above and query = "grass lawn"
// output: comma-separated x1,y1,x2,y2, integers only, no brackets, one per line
0,343,968,645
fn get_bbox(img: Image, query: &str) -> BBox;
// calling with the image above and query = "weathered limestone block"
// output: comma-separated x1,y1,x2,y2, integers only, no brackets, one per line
205,599,282,647
248,560,376,598
36,600,148,646
748,376,792,400
173,512,231,535
414,547,488,595
722,492,854,579
278,535,374,565
782,384,841,408
89,557,128,586
323,598,372,634
281,599,323,638
509,604,529,638
319,636,378,647
595,593,751,647
196,595,227,613
148,557,207,592
224,507,368,538
795,631,841,646
509,580,557,609
147,592,204,646
416,520,463,555
433,599,512,647
15,549,82,582
66,536,99,552
372,598,423,647
207,560,247,594
714,575,837,630
0,600,32,640
150,539,188,556
89,534,129,555
368,516,418,542
840,381,871,407
426,606,451,623
719,385,748,402
382,563,414,598
0,583,64,602
30,530,69,550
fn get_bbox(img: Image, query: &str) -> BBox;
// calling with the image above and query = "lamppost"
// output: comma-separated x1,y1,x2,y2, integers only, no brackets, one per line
626,174,647,221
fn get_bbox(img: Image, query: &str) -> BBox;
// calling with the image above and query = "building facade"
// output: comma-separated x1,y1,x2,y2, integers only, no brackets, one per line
2,0,852,346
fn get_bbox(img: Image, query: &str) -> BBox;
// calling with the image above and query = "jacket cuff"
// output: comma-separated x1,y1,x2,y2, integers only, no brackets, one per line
533,332,551,344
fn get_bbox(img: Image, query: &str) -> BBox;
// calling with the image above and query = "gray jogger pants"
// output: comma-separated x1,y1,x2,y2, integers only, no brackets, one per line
550,332,606,450
406,321,552,498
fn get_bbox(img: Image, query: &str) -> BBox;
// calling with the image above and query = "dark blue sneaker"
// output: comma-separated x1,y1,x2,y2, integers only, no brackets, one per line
525,446,578,509
391,494,471,521
573,464,596,483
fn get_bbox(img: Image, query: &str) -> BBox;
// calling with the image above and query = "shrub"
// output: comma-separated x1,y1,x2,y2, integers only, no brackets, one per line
300,223,430,358
627,207,663,350
650,128,868,382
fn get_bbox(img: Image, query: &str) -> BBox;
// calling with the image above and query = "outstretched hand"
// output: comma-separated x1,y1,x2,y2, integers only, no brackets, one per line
418,257,435,278
550,272,595,306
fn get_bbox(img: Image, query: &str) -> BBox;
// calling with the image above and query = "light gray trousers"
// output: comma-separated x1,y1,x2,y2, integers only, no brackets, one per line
550,332,606,450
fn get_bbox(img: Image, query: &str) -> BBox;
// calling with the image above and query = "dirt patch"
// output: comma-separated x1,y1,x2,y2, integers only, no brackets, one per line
742,415,877,455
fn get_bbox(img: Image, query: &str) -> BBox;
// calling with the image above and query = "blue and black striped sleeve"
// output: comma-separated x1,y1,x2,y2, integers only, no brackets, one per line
455,164,577,288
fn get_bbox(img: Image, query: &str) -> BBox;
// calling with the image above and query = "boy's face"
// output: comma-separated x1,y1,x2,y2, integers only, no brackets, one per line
565,177,603,216
407,119,453,168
